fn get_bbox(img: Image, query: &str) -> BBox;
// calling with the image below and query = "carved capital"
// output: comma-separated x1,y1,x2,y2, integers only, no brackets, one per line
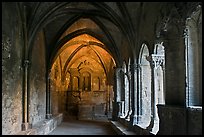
150,54,164,69
24,60,30,68
183,27,189,38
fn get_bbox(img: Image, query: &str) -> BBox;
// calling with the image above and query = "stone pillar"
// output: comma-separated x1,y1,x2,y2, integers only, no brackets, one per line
112,68,122,120
22,60,32,130
123,73,129,118
115,68,122,117
46,70,52,119
106,85,113,117
137,63,142,124
107,85,110,113
165,36,186,106
21,6,32,130
130,63,138,125
161,59,166,105
184,25,201,106
148,54,164,134
125,70,132,120
106,85,110,114
157,26,187,135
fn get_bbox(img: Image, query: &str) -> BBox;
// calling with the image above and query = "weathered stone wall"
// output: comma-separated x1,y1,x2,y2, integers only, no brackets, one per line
73,91,107,120
50,83,59,116
157,105,202,135
157,105,187,135
29,31,46,125
16,113,63,135
187,107,202,135
65,86,108,120
2,3,23,135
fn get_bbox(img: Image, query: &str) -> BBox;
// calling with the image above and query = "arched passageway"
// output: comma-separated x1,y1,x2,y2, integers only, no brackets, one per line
2,2,202,135
50,33,116,121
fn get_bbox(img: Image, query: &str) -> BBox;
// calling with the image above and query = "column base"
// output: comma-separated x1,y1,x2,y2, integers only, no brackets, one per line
150,118,159,135
146,117,154,131
22,122,32,131
46,114,52,119
130,114,138,125
125,110,132,120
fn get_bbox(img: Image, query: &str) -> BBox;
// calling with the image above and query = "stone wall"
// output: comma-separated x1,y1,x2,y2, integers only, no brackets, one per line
66,90,107,120
157,105,202,135
187,107,202,135
2,3,23,135
78,91,107,120
29,30,47,125
16,113,63,135
157,105,187,135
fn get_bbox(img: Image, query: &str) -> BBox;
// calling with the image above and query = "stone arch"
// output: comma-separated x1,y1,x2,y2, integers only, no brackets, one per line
138,43,151,128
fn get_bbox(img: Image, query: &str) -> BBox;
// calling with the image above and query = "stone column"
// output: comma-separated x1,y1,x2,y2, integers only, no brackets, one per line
105,85,109,115
22,60,32,130
125,70,132,120
184,25,201,106
161,59,166,105
106,85,112,116
148,54,164,134
137,63,142,124
21,5,32,130
130,63,138,125
115,68,122,117
46,70,52,119
165,35,186,106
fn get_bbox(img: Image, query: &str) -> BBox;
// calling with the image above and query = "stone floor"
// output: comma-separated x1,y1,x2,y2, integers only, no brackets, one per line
48,119,117,135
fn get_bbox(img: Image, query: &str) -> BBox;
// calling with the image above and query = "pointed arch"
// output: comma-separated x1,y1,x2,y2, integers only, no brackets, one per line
138,43,151,128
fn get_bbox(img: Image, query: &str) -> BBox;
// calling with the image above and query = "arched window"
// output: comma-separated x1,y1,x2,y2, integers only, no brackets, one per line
92,76,100,91
82,72,91,91
185,6,202,107
65,72,71,91
138,43,151,128
73,76,79,91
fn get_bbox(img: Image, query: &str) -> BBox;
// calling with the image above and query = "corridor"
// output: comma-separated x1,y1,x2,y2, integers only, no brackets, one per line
48,119,117,135
2,2,202,135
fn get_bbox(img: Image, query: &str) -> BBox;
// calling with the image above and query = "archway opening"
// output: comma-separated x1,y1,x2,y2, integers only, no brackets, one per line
138,44,151,128
50,34,116,121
